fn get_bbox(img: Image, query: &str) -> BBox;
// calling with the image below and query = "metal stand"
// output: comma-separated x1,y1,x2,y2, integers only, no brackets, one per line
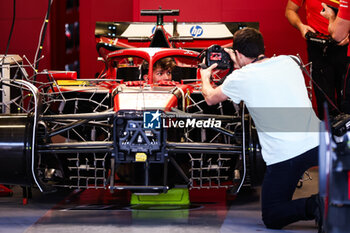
0,54,23,113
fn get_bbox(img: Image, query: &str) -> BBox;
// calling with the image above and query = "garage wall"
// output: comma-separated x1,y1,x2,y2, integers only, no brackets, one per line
0,0,51,73
79,0,133,78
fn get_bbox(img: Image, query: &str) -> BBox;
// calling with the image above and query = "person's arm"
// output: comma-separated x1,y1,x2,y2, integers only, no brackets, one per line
330,17,350,42
321,3,350,44
285,0,316,38
200,63,228,106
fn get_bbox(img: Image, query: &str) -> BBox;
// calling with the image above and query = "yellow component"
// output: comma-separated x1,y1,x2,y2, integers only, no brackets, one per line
131,188,190,205
45,19,49,23
329,0,339,4
56,80,89,86
186,89,191,106
135,152,147,162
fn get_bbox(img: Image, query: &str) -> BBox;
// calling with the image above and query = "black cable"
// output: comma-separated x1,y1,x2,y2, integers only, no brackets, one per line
34,0,52,71
1,0,16,64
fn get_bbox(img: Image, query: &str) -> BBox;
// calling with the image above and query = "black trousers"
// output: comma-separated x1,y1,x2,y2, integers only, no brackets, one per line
341,62,350,114
261,146,319,229
307,40,348,119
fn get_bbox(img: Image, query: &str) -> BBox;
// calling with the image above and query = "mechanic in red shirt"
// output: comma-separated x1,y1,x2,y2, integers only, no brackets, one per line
321,1,350,112
285,0,348,118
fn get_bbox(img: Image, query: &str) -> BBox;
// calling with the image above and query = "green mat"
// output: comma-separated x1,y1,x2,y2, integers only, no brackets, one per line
130,188,189,205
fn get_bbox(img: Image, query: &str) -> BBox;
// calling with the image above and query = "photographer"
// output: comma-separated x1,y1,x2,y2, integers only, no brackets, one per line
200,28,323,231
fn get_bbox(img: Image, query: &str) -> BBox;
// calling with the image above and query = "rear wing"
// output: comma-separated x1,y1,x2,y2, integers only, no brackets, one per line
95,21,259,51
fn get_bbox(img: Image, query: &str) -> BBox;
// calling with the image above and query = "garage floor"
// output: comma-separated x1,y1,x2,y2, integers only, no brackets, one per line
0,169,319,233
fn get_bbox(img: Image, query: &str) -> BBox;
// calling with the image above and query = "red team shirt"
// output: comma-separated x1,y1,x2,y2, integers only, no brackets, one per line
291,0,340,34
338,0,350,20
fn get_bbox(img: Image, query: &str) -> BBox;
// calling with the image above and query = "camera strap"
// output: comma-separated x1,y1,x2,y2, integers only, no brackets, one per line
289,55,341,114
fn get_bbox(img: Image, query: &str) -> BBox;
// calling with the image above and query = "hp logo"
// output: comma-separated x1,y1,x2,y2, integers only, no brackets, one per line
190,25,203,37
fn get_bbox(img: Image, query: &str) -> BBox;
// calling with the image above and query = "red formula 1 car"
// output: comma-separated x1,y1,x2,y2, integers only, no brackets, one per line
0,9,264,196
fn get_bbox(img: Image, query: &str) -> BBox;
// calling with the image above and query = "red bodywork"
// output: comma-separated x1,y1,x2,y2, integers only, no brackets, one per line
51,47,202,114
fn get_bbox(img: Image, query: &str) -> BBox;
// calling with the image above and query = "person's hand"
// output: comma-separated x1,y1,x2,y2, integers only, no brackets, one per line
299,24,316,39
337,36,350,46
224,48,241,68
200,63,218,82
224,48,235,62
320,3,336,21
